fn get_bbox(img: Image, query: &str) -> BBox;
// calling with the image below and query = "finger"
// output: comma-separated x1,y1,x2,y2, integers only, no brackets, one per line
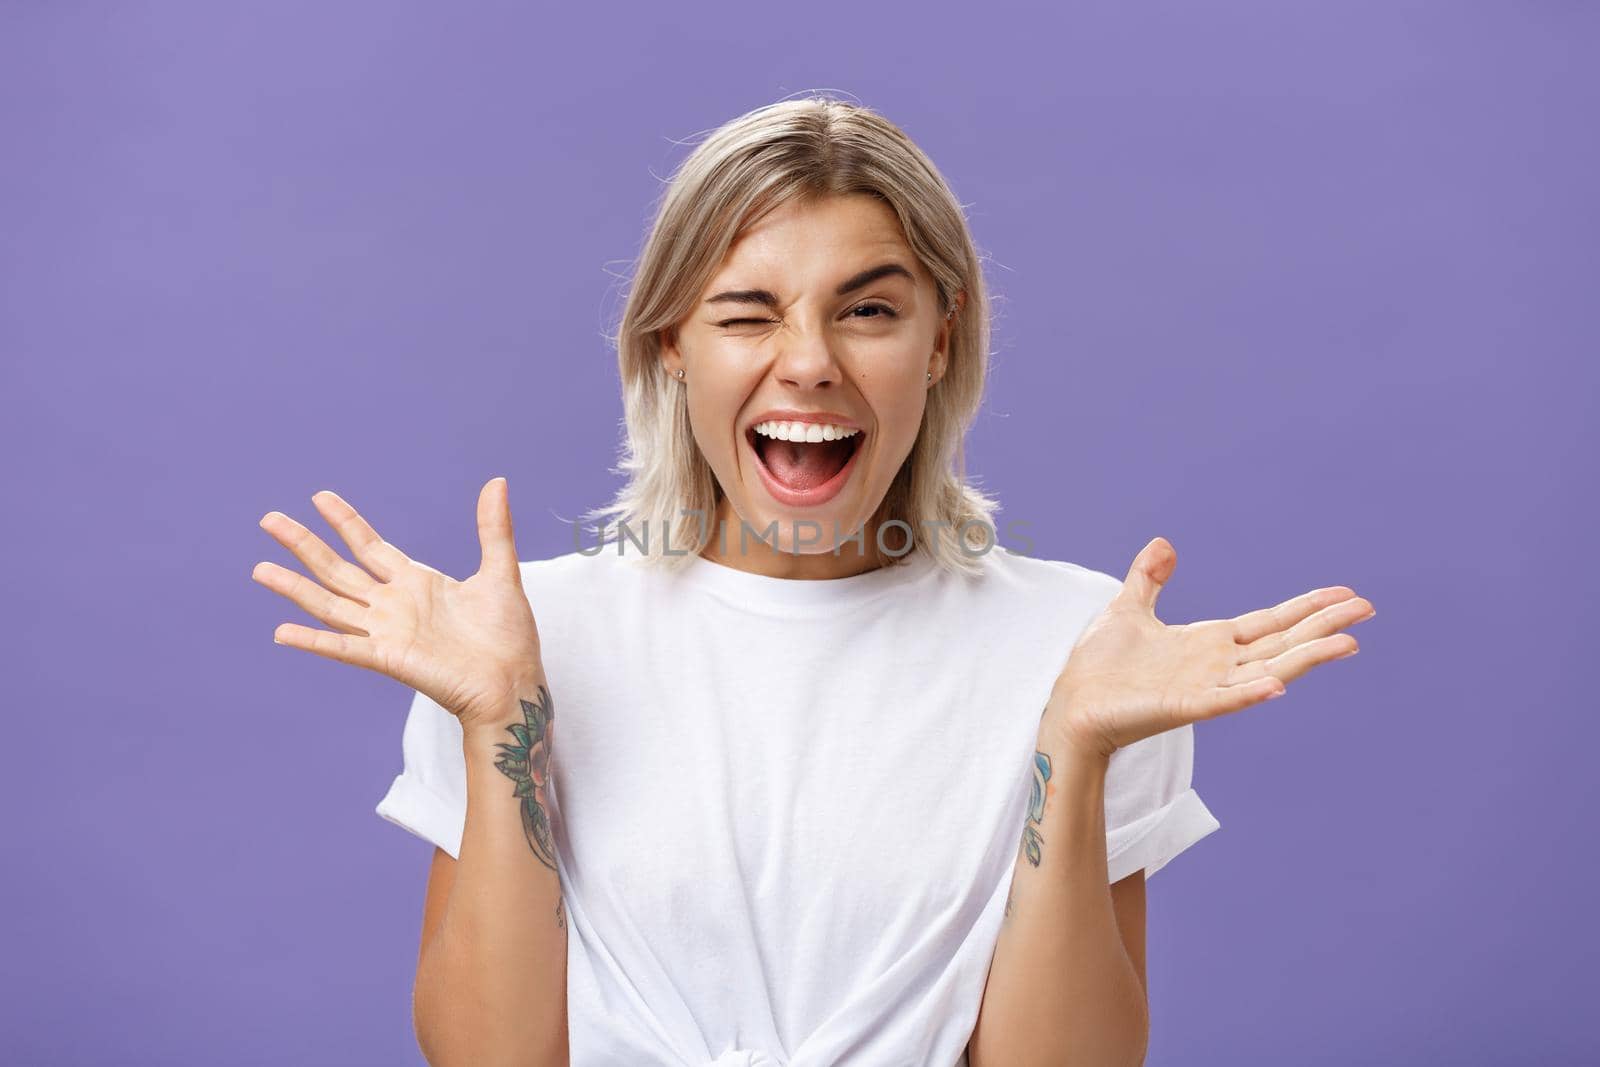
1237,594,1373,665
259,507,380,601
269,621,384,672
1119,537,1176,614
309,490,410,582
1230,585,1360,645
1228,633,1359,688
1184,675,1286,721
476,477,520,582
252,560,371,636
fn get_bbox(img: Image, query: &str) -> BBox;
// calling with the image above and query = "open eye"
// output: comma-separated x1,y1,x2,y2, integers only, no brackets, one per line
849,302,898,321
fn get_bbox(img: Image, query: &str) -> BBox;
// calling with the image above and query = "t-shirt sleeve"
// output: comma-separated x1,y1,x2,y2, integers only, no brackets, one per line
1103,722,1221,883
374,687,469,860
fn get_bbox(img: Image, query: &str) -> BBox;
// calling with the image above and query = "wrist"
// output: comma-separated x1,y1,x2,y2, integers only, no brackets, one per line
1041,685,1119,763
458,666,549,740
1038,724,1117,770
463,716,520,749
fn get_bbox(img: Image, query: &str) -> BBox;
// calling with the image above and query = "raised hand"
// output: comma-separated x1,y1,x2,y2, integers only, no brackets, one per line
251,477,541,730
1045,537,1375,758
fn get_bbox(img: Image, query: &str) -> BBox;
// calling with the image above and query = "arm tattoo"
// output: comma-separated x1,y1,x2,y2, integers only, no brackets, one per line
492,683,558,872
1022,749,1052,867
1005,750,1053,925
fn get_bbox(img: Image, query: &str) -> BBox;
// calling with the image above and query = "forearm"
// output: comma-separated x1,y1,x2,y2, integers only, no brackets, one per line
414,666,568,1067
969,714,1148,1067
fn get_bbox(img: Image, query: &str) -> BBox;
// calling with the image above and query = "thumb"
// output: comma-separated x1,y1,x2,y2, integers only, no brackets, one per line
1120,536,1177,614
476,476,521,581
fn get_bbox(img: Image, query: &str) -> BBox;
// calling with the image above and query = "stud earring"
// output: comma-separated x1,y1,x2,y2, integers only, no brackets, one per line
926,371,933,382
675,368,685,380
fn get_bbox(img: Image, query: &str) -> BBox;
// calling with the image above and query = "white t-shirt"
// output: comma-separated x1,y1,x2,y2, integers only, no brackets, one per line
376,543,1220,1067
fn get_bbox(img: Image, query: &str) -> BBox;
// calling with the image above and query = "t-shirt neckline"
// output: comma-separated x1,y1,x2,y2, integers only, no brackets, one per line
678,549,938,611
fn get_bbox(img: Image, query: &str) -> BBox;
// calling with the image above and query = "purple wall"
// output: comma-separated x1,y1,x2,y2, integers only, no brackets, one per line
3,2,1593,1064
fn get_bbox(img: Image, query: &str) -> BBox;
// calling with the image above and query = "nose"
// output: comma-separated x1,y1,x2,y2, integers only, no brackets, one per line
770,325,840,391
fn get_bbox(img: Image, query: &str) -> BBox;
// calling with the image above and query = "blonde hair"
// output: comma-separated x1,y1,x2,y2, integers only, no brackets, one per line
579,94,1001,577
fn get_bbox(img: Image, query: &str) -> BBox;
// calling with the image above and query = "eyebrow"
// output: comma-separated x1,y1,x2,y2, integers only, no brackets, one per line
704,262,915,309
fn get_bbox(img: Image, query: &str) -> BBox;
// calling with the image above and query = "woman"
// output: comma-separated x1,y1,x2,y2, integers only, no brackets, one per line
253,96,1373,1066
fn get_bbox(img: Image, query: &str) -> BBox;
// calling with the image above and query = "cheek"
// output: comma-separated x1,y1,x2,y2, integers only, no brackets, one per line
685,382,749,461
880,404,928,456
861,376,929,448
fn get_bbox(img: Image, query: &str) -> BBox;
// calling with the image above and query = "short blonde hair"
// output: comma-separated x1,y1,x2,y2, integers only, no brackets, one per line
580,94,1000,577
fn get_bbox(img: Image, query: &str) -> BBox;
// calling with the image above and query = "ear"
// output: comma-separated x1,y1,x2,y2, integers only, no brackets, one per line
658,327,683,378
931,289,966,380
940,289,966,342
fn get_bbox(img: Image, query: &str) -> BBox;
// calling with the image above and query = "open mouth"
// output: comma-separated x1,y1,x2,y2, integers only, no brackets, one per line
745,424,865,507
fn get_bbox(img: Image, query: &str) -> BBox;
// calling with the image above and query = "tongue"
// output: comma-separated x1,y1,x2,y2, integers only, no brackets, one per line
763,437,854,491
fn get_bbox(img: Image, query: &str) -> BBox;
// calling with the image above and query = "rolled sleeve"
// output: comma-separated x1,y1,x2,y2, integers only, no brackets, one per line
1106,785,1221,883
376,771,465,860
374,688,468,859
1102,722,1221,882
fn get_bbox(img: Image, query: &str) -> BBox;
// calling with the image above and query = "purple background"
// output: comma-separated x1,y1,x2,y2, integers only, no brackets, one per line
3,2,1594,1064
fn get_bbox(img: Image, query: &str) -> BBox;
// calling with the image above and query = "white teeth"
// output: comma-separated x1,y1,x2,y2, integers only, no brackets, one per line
753,420,861,443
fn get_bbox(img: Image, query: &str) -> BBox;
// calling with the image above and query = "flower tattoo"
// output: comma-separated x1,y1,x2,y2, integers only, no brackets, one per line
493,683,557,872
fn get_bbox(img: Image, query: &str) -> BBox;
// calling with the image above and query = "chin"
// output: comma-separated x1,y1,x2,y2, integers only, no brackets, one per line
727,495,875,558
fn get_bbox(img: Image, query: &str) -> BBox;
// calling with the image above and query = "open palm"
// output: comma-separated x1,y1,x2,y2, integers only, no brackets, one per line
251,477,541,729
1049,537,1375,758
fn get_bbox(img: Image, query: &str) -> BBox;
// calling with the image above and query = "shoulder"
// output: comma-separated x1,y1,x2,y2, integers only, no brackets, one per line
516,546,637,597
514,546,676,620
971,544,1123,611
517,545,607,581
